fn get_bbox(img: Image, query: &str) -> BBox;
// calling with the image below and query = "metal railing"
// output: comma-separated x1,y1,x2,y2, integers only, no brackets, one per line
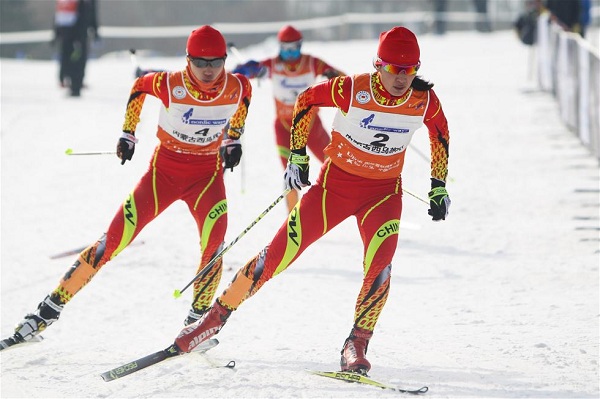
537,12,600,161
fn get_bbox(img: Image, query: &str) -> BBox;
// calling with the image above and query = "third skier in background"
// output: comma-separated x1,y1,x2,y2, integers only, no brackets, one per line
232,25,344,212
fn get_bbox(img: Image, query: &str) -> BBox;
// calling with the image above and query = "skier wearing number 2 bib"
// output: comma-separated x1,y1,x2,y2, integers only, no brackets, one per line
175,26,451,374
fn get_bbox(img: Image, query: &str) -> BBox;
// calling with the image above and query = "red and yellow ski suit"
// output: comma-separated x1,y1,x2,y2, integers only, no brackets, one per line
252,54,343,210
258,54,342,163
215,72,449,333
51,67,252,314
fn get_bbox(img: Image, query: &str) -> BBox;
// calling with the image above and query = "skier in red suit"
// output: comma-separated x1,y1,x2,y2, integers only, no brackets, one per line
4,26,253,349
174,26,451,374
233,25,344,212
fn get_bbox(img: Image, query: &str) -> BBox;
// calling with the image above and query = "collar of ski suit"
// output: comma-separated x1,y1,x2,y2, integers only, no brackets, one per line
184,64,226,100
370,72,413,106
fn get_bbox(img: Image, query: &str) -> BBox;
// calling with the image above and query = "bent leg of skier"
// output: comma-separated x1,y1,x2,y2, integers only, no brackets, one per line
174,183,348,352
182,169,228,325
13,154,181,342
340,191,401,373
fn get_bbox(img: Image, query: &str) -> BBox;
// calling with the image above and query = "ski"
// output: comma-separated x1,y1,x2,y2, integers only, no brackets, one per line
307,369,428,395
0,334,44,352
101,338,227,382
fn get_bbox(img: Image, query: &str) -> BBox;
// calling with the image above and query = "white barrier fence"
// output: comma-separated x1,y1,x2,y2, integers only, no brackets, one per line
0,10,510,44
537,12,600,161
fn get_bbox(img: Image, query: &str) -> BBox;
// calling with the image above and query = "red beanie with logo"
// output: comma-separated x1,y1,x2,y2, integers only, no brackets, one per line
377,27,420,65
186,25,227,58
277,25,303,42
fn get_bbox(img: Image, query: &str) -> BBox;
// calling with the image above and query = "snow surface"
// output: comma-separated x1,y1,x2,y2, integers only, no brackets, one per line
1,30,599,399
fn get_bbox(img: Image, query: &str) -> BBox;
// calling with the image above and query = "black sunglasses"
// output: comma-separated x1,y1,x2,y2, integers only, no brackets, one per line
188,56,226,68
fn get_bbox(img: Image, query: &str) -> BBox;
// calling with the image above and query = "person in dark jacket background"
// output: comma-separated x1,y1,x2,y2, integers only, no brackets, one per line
53,0,99,97
545,0,582,36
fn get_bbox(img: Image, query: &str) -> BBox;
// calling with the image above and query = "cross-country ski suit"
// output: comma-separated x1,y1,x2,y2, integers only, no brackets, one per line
255,54,342,164
243,54,343,210
50,67,252,313
213,72,449,332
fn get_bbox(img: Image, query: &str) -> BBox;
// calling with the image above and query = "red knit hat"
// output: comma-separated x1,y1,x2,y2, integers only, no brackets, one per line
186,25,227,58
377,27,420,65
277,25,303,43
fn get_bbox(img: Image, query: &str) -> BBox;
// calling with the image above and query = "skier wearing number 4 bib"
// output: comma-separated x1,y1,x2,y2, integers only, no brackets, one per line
2,26,253,350
174,26,451,374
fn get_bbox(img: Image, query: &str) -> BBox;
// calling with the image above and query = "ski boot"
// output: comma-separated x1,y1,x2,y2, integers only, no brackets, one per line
184,306,208,326
340,326,373,374
175,300,231,353
13,295,64,343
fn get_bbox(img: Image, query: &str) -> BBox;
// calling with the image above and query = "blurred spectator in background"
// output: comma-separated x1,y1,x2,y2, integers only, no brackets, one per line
231,25,344,212
545,0,582,36
473,0,492,32
433,0,448,35
434,0,491,34
579,0,591,38
515,0,543,45
53,0,99,97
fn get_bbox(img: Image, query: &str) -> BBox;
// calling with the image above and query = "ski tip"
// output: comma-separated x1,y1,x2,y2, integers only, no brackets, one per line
173,289,182,298
65,148,73,155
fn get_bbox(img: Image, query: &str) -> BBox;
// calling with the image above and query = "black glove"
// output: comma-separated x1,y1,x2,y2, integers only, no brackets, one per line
284,149,311,190
428,178,450,221
116,132,137,165
220,139,242,171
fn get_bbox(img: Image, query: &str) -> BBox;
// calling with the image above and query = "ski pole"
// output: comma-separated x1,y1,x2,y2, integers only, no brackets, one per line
129,48,144,78
404,188,429,205
227,42,245,64
227,42,265,85
225,42,248,194
240,134,246,194
410,146,431,164
65,148,116,156
173,189,291,298
129,48,138,68
409,146,455,182
50,240,145,260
